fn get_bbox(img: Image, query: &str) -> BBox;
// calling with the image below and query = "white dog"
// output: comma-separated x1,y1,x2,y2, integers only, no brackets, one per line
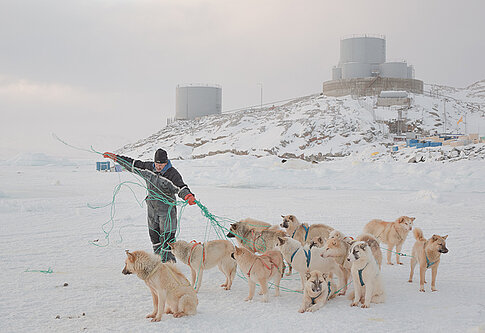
347,241,385,308
277,236,345,293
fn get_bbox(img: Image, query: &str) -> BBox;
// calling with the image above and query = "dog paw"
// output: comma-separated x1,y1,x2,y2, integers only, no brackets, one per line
220,283,227,287
408,279,412,283
419,288,425,292
151,317,161,322
387,262,394,265
350,302,359,307
173,312,185,318
431,288,438,292
361,304,369,308
397,262,403,265
146,313,156,318
298,309,305,313
244,297,253,302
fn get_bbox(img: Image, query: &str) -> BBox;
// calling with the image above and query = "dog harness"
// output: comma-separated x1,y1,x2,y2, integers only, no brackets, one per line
188,241,205,265
424,244,436,268
292,224,310,242
289,248,311,268
249,230,265,252
357,263,369,286
247,255,275,278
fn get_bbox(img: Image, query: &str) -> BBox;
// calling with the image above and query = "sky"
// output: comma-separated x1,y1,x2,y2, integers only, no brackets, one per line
1,0,484,159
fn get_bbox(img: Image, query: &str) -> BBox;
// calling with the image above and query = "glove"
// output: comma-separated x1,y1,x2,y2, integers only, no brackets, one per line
103,152,117,161
184,194,196,206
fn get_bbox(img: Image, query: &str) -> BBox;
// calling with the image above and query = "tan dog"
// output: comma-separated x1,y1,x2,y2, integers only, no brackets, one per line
231,246,285,302
168,239,237,292
347,242,385,308
363,216,415,265
122,250,198,321
277,236,345,294
318,231,353,294
408,228,449,292
298,271,337,313
280,214,334,246
227,219,286,253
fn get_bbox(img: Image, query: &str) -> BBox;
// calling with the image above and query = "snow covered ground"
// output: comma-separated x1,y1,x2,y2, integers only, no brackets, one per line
1,154,484,332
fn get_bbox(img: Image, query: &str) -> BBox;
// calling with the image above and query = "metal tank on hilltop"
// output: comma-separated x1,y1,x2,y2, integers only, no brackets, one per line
175,84,222,120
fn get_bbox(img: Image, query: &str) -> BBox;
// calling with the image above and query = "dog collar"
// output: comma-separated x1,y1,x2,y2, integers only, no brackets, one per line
358,263,369,286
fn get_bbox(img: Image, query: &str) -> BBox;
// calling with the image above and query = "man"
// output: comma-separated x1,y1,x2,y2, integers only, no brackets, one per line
103,148,196,262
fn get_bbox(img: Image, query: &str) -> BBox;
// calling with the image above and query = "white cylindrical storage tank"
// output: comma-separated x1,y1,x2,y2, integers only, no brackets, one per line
332,66,342,80
379,62,408,79
342,62,372,79
407,65,415,79
175,84,222,120
339,35,386,65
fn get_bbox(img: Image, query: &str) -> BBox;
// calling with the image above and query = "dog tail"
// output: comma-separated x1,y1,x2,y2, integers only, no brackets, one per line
413,228,426,242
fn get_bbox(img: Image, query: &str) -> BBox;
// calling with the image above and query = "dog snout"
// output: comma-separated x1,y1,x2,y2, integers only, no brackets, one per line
122,268,131,275
226,232,235,238
440,247,449,254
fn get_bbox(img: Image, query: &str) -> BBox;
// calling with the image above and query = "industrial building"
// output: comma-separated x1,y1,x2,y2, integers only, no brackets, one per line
323,35,423,97
175,84,222,120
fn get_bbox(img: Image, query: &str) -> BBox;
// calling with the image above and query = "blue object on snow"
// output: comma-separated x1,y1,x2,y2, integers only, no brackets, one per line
114,164,123,172
96,161,110,171
392,146,399,151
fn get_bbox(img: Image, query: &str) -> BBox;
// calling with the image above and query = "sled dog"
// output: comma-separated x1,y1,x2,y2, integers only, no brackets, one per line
408,228,448,292
280,214,334,246
227,218,286,253
347,241,385,308
168,239,237,292
122,250,198,321
277,236,345,294
298,270,337,313
363,216,415,265
231,246,285,302
353,233,383,269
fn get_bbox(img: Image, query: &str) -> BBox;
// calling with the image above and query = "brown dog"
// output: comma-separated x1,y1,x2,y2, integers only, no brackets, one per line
363,216,415,265
280,214,334,246
298,271,337,313
408,228,449,292
227,218,286,253
122,250,198,321
168,239,236,292
231,246,285,302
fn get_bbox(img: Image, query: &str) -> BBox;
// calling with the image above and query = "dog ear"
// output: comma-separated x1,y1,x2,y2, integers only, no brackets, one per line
442,235,448,240
321,272,328,280
431,235,439,241
278,237,286,245
305,272,311,280
397,216,405,223
125,250,135,262
281,215,285,219
318,236,323,244
411,217,416,222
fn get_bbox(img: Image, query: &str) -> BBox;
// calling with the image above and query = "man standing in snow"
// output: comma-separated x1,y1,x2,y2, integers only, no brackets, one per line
103,149,196,262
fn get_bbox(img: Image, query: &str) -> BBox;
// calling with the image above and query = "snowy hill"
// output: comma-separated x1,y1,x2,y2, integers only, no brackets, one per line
118,82,485,163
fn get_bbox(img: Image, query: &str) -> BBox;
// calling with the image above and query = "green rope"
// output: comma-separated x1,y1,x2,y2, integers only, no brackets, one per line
379,246,414,258
25,267,54,274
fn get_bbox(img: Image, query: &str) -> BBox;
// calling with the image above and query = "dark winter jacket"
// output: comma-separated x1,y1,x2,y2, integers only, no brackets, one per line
116,155,193,204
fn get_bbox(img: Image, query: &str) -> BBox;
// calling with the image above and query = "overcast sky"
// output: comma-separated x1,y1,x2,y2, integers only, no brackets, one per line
1,0,484,159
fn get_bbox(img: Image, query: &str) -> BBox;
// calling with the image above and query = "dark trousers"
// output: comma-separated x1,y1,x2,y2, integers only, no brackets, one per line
147,200,177,262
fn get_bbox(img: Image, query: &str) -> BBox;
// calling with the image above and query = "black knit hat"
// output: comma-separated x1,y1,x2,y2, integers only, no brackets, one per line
154,149,168,163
